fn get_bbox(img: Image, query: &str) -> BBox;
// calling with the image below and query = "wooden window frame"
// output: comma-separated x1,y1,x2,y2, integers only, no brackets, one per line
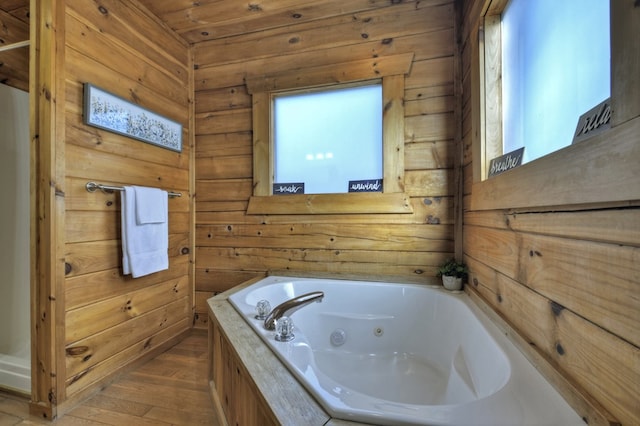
245,54,415,215
478,13,503,181
470,0,640,211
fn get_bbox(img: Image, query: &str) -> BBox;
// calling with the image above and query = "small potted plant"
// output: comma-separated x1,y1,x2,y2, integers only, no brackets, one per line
437,258,468,291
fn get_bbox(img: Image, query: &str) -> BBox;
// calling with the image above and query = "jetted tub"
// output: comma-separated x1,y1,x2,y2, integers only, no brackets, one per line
228,276,584,426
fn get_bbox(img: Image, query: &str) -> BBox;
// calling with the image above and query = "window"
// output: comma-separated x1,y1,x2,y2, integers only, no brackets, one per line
246,53,414,214
471,0,639,212
481,0,610,175
273,84,382,194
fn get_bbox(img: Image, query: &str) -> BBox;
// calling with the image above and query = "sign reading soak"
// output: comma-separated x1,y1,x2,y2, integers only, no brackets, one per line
348,179,383,192
573,98,611,144
273,183,304,195
488,147,524,178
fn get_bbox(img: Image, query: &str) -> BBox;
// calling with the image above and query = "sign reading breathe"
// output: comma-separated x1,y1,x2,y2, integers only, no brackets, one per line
488,147,524,178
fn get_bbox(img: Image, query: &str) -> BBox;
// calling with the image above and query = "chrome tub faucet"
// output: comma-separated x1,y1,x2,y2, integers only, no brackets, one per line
263,291,324,330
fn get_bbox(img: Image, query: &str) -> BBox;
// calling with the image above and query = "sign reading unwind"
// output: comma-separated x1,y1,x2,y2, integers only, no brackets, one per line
349,179,383,192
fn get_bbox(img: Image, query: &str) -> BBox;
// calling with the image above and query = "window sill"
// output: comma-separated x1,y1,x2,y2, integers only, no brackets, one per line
470,116,640,211
247,192,414,215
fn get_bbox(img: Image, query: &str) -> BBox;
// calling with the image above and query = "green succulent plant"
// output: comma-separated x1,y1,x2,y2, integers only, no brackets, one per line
437,258,469,278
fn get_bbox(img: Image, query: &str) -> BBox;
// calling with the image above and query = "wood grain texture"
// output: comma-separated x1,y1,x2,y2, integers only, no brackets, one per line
383,74,406,193
192,2,452,66
20,1,636,424
247,193,414,215
29,0,67,418
209,298,329,426
611,0,640,126
25,0,195,415
462,0,640,424
470,116,640,211
245,53,413,93
0,331,219,425
192,1,457,328
194,29,454,92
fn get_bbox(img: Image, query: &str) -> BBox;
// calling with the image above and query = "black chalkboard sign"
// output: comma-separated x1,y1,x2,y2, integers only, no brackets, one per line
273,183,304,195
348,179,383,192
488,147,524,178
572,98,611,144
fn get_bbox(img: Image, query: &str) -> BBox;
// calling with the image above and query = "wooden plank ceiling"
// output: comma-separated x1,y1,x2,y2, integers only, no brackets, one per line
1,0,419,90
0,0,29,91
135,0,404,43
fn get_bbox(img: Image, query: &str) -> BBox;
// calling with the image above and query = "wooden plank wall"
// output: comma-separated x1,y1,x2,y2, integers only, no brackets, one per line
30,0,66,416
459,1,639,425
0,0,29,91
59,0,193,409
193,0,458,327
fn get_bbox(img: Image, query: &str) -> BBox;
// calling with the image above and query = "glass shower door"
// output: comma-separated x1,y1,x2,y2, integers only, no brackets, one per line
0,83,31,394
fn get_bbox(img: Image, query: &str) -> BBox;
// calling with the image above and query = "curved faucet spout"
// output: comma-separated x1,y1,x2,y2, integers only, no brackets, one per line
264,291,324,330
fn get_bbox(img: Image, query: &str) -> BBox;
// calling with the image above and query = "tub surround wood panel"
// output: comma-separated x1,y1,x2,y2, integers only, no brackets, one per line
193,0,458,326
210,319,278,426
460,0,639,425
208,291,331,426
30,0,194,418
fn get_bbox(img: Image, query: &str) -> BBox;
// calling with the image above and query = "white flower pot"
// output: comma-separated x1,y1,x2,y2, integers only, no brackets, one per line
442,275,463,291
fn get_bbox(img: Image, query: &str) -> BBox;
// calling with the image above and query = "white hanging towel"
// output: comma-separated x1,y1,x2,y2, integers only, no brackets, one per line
121,186,169,278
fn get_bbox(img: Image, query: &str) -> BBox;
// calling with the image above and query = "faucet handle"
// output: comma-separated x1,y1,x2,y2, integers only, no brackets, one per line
275,316,295,342
255,300,271,320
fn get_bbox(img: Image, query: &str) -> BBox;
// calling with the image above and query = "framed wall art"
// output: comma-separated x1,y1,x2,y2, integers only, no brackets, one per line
83,83,183,152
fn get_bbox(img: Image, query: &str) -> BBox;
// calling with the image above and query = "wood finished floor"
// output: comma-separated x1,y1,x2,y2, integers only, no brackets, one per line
0,330,221,426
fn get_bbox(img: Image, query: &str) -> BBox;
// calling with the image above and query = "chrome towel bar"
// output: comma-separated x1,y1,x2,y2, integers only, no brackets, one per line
85,181,182,198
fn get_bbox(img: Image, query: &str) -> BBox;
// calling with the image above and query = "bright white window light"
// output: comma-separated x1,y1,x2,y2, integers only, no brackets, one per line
501,0,610,163
274,84,382,194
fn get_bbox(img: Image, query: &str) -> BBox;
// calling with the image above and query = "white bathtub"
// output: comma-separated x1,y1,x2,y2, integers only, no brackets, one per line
0,353,30,394
228,276,584,426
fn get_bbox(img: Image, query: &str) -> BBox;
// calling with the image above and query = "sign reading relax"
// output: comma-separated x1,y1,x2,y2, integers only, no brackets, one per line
573,98,611,144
